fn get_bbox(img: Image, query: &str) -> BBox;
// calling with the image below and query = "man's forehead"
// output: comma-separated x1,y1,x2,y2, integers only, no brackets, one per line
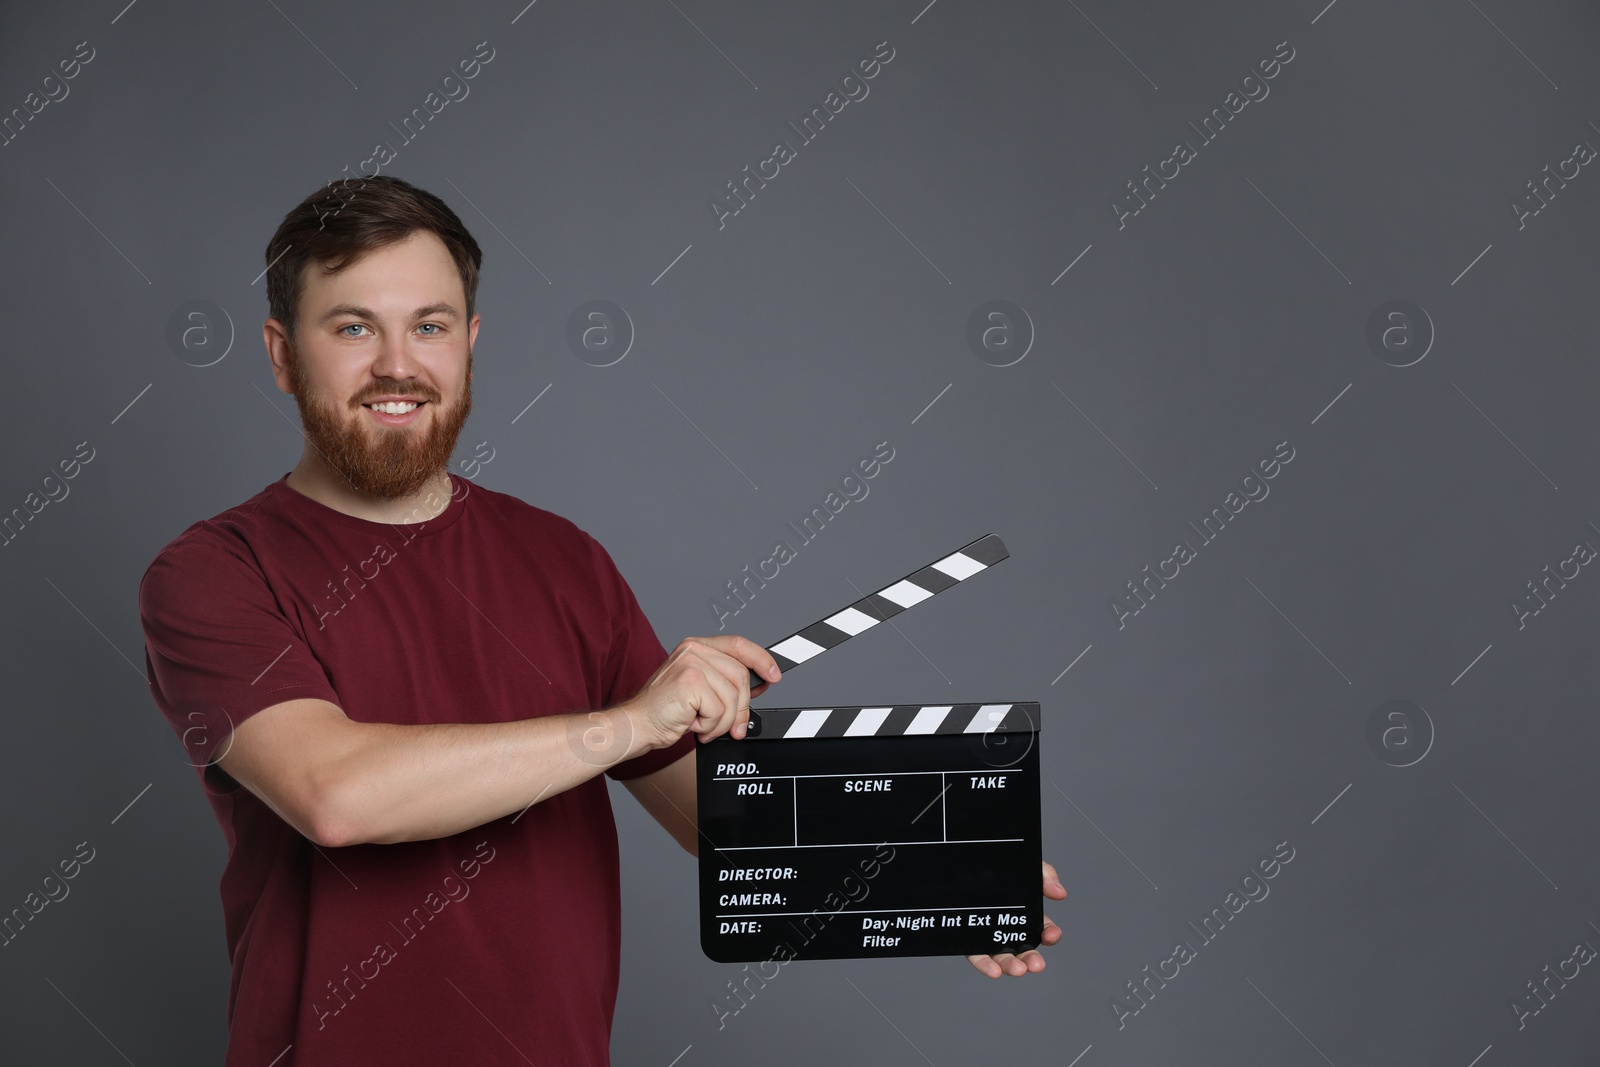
298,233,464,315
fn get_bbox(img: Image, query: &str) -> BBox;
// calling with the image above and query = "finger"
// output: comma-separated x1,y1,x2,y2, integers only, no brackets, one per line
732,694,751,741
676,657,732,738
690,652,743,742
1040,913,1063,946
680,664,719,736
734,633,782,684
1042,860,1067,899
696,634,782,686
694,677,739,742
730,646,751,740
672,647,723,730
689,638,757,739
965,954,1003,979
1015,949,1047,973
699,634,779,697
988,951,1026,977
679,640,746,710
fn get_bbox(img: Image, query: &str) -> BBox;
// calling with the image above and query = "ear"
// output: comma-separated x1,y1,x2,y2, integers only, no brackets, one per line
263,319,296,394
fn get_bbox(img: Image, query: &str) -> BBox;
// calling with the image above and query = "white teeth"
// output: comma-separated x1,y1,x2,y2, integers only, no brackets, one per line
367,401,420,414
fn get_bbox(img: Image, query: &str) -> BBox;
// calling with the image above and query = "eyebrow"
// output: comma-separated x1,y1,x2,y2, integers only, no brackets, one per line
319,302,461,324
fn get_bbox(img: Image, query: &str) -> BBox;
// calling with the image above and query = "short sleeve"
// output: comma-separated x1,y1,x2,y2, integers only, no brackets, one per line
139,531,342,788
582,532,694,781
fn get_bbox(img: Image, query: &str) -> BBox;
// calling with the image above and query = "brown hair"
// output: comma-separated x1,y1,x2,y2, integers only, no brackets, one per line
264,174,483,341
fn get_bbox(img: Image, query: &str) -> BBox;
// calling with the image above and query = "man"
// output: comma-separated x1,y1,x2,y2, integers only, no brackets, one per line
138,175,1064,1066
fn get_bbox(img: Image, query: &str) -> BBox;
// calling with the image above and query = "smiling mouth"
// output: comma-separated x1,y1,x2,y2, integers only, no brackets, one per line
364,400,428,415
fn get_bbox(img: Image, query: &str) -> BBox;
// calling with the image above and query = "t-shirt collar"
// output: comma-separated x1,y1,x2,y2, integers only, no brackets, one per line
270,471,471,537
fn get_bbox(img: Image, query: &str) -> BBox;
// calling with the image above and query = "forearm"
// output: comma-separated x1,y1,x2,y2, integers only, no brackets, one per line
622,749,699,856
320,703,661,845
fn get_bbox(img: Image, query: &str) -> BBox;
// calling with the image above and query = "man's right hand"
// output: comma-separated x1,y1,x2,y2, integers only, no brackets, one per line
625,636,781,749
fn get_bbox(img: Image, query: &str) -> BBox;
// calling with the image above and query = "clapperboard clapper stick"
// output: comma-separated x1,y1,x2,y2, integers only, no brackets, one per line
700,533,1043,962
744,532,1011,693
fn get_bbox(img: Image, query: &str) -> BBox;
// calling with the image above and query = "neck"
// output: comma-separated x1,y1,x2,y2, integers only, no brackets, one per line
285,451,454,524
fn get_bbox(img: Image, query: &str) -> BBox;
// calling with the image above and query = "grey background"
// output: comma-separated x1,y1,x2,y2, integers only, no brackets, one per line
2,0,1597,1063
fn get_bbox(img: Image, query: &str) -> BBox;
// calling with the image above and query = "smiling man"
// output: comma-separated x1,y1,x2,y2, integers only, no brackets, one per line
137,175,1062,1067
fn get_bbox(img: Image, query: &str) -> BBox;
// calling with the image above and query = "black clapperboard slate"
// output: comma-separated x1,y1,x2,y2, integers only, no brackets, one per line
697,534,1043,962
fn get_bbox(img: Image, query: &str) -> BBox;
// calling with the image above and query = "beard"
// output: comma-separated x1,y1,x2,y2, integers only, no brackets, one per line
285,345,473,500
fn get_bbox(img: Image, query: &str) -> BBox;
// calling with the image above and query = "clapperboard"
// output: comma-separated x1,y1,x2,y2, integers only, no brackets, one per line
698,534,1043,962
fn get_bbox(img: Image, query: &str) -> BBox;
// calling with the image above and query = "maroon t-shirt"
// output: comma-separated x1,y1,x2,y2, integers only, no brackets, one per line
138,472,693,1066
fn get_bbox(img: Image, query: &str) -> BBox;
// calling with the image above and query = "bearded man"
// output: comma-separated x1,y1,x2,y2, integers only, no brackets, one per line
137,175,1062,1067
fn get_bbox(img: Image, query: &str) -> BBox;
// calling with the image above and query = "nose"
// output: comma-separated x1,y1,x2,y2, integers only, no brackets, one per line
369,328,423,386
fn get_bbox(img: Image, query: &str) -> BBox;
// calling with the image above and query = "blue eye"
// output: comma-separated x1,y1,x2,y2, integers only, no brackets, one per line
419,323,440,335
341,324,367,337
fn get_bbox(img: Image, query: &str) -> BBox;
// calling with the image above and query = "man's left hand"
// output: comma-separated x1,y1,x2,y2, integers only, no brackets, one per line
966,860,1065,978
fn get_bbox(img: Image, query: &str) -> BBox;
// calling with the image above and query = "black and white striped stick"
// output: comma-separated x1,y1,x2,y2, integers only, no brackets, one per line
747,533,1010,689
737,701,1037,739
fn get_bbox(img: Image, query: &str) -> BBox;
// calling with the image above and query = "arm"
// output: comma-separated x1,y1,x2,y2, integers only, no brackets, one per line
621,749,699,856
219,697,661,847
222,635,781,848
